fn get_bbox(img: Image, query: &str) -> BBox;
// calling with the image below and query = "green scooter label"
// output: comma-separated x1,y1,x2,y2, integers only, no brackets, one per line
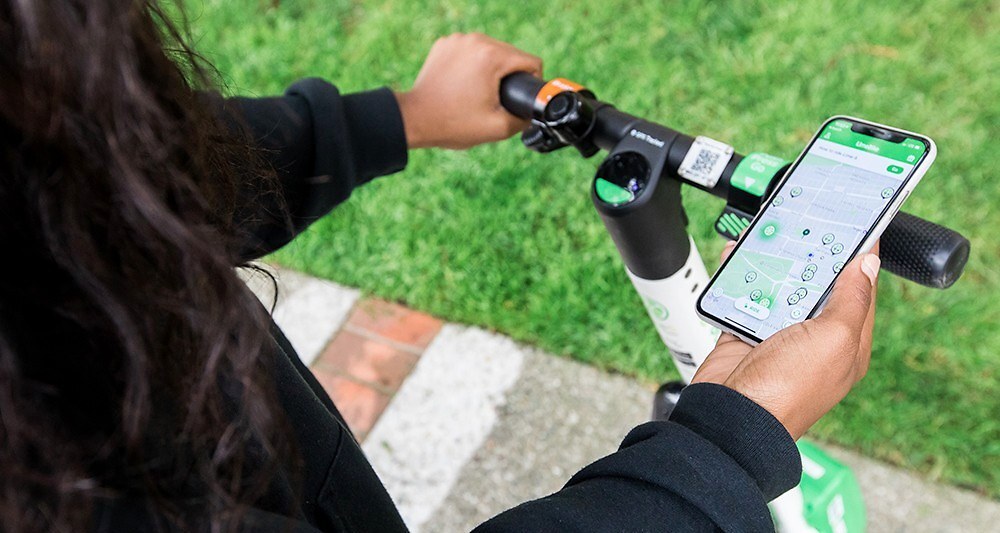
731,152,788,197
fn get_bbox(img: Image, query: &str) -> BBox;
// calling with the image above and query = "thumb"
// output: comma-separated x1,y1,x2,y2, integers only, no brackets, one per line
814,253,880,328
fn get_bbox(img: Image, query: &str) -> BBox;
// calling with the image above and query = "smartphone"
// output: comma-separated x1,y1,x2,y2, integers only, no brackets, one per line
696,116,936,345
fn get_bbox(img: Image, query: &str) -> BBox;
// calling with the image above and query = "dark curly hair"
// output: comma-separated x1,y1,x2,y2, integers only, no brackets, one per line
0,1,292,531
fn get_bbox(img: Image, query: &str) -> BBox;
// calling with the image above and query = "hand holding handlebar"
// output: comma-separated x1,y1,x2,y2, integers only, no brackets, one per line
395,34,542,149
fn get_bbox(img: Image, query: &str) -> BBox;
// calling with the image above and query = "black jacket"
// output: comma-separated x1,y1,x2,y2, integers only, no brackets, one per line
104,79,801,532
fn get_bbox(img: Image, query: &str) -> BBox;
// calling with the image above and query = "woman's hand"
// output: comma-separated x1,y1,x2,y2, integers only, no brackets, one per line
395,33,542,150
693,240,882,440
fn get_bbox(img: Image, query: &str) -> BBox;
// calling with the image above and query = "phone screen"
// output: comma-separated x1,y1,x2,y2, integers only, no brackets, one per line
698,118,929,342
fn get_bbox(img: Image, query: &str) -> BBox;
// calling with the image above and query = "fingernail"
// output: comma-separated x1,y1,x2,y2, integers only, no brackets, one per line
724,240,736,251
861,254,880,286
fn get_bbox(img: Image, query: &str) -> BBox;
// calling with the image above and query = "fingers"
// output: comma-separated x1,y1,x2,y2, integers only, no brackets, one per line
709,236,750,343
486,38,541,131
404,33,542,149
495,42,543,79
458,34,540,138
717,228,747,264
856,242,880,374
719,239,737,263
463,33,543,79
713,238,741,351
713,331,748,352
493,112,530,139
716,242,883,440
813,252,880,339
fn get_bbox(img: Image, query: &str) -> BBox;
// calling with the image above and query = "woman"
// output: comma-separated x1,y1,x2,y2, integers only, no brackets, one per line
0,2,881,531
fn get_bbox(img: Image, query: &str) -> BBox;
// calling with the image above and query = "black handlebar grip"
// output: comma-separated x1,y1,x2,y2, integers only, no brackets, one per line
500,72,545,119
881,211,970,289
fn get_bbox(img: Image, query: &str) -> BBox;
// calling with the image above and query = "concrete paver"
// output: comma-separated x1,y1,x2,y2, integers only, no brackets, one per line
425,349,651,532
424,346,1000,533
363,325,527,532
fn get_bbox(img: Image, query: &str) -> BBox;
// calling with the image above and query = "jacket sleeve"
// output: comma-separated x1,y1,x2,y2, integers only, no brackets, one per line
216,78,408,261
474,383,802,532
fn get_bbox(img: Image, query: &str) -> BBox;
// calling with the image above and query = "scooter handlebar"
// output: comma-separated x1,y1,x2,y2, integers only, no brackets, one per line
499,72,544,119
879,211,969,288
499,73,970,289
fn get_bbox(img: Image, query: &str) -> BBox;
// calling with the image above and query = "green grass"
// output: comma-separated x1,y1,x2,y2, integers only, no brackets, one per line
189,0,1000,496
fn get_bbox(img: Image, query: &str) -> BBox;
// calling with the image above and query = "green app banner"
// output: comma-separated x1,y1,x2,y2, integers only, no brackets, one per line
821,119,925,164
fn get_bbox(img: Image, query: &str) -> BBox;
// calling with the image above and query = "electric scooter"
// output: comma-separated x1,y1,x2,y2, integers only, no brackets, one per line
498,73,970,533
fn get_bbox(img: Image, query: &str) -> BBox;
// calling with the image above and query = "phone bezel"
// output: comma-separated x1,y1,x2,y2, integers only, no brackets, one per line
695,116,934,345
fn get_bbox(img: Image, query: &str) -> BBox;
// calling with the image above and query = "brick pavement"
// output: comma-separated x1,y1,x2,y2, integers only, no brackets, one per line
309,299,443,442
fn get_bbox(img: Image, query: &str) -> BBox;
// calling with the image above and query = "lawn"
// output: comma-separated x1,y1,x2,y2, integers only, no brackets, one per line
189,0,999,496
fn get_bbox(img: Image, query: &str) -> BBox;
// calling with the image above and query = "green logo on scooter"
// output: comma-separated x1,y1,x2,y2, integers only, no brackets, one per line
793,439,866,533
732,152,787,197
643,297,669,321
595,178,635,205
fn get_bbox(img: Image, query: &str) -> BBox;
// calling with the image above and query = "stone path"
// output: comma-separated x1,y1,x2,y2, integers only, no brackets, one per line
244,266,1000,533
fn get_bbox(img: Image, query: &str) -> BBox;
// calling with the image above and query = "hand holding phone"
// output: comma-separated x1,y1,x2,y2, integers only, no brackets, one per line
692,241,881,440
697,116,935,344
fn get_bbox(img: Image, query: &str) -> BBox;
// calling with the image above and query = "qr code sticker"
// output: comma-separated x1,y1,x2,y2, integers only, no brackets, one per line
678,136,734,188
690,150,720,175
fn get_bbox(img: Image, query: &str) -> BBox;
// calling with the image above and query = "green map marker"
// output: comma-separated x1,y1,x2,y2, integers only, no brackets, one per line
761,222,779,239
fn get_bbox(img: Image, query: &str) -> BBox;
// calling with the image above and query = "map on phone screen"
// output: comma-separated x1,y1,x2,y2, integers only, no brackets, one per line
700,120,925,340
